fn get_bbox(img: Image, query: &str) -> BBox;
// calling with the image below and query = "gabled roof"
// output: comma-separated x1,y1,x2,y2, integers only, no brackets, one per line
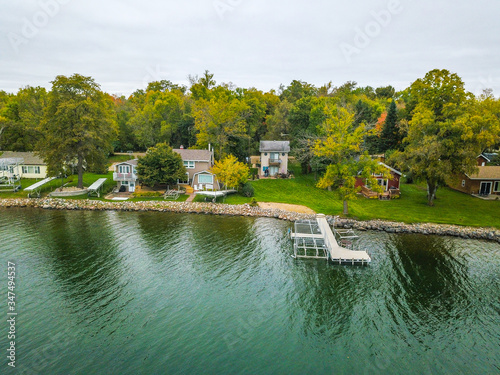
0,151,45,165
466,166,500,180
379,162,402,176
478,153,491,162
116,159,138,166
483,152,497,161
174,149,212,162
260,141,290,153
193,170,215,177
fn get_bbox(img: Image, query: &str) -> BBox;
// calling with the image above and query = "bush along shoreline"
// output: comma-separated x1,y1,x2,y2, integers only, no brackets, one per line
1,198,499,243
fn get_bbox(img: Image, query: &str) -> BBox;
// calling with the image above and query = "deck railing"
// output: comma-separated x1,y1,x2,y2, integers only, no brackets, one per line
113,172,137,181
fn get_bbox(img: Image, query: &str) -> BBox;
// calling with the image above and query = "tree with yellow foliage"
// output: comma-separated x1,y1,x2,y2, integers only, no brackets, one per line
210,154,249,190
314,105,390,215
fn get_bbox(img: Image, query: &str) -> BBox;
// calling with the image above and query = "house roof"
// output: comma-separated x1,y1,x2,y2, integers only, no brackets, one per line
483,153,497,161
193,170,214,176
379,162,402,176
117,159,138,166
259,141,290,153
173,149,212,162
0,151,45,165
466,166,500,180
478,153,491,162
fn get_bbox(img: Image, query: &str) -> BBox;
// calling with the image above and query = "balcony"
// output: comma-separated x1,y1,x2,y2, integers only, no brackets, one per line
113,172,137,181
269,158,281,165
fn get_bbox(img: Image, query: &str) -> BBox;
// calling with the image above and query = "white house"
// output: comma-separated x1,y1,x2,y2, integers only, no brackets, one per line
0,151,47,178
113,159,138,192
259,141,290,177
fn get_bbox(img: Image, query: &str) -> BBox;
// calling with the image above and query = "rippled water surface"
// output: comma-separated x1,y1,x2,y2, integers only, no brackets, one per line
0,208,499,374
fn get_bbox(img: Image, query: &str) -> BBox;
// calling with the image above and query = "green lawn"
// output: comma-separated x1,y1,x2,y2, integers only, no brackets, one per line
0,171,115,199
2,162,499,228
224,164,500,228
107,154,136,165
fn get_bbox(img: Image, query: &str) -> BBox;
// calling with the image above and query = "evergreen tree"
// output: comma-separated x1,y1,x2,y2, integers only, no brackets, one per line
380,100,399,152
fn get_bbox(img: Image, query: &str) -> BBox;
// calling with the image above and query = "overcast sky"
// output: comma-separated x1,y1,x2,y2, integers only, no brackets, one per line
1,0,499,97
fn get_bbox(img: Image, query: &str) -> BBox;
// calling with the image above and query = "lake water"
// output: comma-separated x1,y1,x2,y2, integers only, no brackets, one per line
0,208,499,375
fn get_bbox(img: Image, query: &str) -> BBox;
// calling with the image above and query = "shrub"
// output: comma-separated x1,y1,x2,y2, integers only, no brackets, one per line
241,182,254,197
250,168,259,180
250,198,258,206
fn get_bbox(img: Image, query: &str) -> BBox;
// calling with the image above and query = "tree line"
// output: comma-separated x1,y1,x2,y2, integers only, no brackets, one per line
0,70,410,160
0,69,499,206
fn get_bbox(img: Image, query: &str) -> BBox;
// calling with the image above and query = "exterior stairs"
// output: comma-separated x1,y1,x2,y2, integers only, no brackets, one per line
180,184,194,194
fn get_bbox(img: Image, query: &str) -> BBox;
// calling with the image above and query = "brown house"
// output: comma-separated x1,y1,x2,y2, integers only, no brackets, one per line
355,162,402,191
173,147,214,184
450,166,500,196
477,154,490,166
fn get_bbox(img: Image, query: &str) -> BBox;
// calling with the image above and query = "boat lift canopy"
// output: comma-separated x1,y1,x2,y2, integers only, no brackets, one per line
291,214,371,265
24,177,56,198
0,158,23,192
87,178,107,197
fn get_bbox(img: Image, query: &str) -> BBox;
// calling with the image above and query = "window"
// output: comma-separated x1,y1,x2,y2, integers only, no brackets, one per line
377,179,388,190
183,161,195,169
21,166,40,174
494,181,500,192
118,165,130,174
462,180,466,187
198,174,213,184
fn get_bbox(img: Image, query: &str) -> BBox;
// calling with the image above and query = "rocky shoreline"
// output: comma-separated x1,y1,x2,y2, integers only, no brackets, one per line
1,198,499,243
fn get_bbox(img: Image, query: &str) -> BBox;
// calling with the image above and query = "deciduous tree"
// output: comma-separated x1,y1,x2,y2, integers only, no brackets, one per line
38,74,116,188
136,143,187,187
210,154,249,189
193,92,250,160
391,69,500,206
314,105,389,215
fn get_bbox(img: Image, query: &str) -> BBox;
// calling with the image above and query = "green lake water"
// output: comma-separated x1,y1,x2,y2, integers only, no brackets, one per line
0,208,499,374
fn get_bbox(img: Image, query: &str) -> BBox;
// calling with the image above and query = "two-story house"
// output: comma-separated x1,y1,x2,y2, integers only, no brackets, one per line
173,147,214,185
113,159,138,192
259,141,290,177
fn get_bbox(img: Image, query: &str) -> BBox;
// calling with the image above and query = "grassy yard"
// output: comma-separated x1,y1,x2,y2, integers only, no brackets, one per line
2,160,499,228
0,171,115,199
107,154,136,165
225,164,500,228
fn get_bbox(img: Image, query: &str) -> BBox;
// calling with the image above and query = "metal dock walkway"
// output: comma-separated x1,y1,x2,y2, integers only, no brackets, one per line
291,214,371,265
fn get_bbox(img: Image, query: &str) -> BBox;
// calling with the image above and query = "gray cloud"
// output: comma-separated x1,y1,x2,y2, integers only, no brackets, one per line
1,0,499,96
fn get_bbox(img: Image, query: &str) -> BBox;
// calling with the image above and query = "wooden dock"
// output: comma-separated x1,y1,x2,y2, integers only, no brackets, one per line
291,214,371,265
